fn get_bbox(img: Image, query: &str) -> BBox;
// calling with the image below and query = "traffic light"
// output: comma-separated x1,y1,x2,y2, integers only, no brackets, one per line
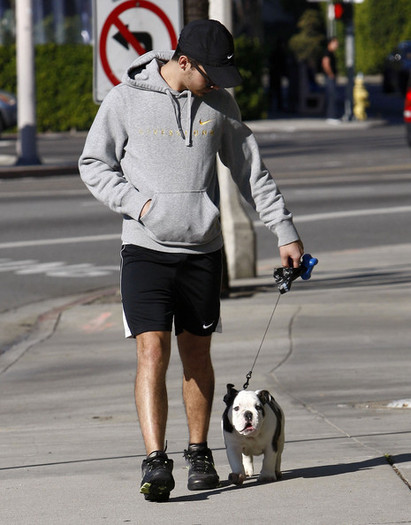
334,3,344,19
334,2,353,23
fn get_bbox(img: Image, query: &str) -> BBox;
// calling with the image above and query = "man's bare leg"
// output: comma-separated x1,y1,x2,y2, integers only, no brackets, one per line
177,331,214,443
136,331,175,501
177,330,219,490
135,331,171,455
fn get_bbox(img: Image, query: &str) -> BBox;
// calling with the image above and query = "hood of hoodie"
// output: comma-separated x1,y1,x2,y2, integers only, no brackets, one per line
122,51,194,146
122,51,173,92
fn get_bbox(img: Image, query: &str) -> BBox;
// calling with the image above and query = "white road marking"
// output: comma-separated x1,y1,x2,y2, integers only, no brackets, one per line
294,205,411,223
0,258,118,278
0,189,88,199
0,234,119,250
1,206,410,251
251,205,411,228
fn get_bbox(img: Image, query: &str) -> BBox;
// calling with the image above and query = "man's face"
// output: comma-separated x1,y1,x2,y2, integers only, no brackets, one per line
186,61,219,97
329,39,338,52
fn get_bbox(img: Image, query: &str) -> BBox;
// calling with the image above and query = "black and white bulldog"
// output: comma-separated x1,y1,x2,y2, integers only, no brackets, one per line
222,383,285,485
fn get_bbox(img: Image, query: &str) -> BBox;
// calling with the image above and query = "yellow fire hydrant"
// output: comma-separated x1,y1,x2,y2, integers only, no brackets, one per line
353,73,370,121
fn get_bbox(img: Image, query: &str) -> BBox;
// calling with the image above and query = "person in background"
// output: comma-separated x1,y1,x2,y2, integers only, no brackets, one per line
322,36,340,123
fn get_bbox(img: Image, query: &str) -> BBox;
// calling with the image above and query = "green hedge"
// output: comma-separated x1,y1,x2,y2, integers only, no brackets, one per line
0,43,97,131
0,39,267,131
234,35,268,120
35,44,97,131
0,45,17,93
355,0,411,74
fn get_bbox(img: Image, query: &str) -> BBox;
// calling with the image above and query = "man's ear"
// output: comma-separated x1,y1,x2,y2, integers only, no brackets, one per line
178,55,190,71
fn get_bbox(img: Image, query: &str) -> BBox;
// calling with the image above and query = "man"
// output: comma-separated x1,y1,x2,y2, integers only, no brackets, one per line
322,36,339,122
79,19,303,502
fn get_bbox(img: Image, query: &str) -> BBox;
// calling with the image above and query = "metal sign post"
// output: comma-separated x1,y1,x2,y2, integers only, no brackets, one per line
343,5,355,121
15,0,41,165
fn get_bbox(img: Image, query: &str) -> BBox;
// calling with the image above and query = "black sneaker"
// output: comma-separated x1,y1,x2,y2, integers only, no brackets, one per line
140,451,175,502
183,444,220,491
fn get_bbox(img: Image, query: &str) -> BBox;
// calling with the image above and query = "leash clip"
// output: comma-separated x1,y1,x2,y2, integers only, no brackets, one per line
243,371,252,390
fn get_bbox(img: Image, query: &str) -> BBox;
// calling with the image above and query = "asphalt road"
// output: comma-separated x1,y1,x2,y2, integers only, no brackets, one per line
0,123,410,317
253,124,411,264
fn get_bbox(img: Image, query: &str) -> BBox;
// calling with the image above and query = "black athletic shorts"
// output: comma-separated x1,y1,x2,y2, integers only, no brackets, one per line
120,245,222,337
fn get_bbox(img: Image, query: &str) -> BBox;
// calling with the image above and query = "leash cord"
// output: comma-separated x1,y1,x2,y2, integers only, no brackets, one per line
243,292,281,390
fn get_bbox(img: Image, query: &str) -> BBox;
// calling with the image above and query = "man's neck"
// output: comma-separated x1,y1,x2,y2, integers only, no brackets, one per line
160,60,184,92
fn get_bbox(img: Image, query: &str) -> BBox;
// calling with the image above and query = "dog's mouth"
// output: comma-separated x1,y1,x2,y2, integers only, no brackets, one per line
240,421,255,434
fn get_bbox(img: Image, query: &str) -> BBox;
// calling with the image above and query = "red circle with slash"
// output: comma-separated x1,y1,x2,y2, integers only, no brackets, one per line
99,0,178,86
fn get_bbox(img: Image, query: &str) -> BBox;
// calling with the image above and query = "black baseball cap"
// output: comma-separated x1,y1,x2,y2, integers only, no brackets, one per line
178,19,243,88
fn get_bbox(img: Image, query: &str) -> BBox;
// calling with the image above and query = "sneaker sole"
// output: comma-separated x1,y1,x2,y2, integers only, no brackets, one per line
140,480,174,502
187,478,220,491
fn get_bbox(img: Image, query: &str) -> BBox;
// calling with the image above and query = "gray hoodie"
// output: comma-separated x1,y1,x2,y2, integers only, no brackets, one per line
79,51,300,254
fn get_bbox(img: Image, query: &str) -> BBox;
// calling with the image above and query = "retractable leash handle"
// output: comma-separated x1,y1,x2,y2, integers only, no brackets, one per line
300,253,319,280
273,253,318,294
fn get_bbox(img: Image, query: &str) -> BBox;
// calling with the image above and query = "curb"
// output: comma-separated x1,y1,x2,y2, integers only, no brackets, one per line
0,163,79,179
247,117,388,134
0,287,119,375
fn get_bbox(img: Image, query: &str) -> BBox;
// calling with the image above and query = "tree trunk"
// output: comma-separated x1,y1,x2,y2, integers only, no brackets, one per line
184,0,209,24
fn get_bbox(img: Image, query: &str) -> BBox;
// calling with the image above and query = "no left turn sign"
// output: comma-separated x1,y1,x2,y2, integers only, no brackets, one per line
93,0,183,102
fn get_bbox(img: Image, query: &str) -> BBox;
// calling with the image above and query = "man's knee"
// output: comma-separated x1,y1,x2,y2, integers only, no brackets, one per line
137,331,171,366
177,332,213,376
178,331,211,355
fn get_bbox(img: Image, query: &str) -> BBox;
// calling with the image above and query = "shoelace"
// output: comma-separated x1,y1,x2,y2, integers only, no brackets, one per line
184,450,214,472
145,455,171,471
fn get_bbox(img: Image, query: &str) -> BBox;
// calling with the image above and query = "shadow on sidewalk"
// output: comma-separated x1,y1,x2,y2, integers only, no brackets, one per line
167,452,411,501
226,265,411,299
312,268,411,290
285,453,411,480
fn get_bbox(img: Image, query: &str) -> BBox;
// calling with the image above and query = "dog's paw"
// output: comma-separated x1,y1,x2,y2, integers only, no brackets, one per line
257,473,278,483
228,472,246,486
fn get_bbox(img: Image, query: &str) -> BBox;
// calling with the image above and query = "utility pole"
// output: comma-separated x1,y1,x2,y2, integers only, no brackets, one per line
16,0,40,165
209,0,256,280
343,3,355,121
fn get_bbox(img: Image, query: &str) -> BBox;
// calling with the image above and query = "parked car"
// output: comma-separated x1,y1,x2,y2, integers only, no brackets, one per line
404,81,411,147
383,40,411,96
0,89,17,134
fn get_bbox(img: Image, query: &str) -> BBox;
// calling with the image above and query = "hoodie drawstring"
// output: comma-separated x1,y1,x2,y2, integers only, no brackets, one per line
185,91,192,147
165,89,193,147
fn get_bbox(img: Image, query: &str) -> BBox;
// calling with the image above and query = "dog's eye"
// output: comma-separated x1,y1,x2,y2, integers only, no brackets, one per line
233,406,240,411
255,404,263,411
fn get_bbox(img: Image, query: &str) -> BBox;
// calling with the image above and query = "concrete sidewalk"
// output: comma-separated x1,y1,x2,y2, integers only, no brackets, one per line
1,244,410,524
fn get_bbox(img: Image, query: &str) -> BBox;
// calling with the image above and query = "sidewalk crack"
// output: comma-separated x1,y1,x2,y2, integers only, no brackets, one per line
271,305,301,372
0,311,61,375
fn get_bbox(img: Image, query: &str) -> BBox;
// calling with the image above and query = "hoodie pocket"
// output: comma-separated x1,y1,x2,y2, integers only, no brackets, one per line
140,190,220,246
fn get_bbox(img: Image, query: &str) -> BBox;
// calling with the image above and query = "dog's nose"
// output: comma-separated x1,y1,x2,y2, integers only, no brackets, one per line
244,411,253,422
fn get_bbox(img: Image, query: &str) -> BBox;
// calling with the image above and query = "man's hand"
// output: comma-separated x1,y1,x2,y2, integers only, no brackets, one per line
139,199,152,219
279,240,304,268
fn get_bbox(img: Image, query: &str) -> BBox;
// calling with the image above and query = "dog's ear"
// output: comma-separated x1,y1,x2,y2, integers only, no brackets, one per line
223,383,238,406
257,390,272,405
